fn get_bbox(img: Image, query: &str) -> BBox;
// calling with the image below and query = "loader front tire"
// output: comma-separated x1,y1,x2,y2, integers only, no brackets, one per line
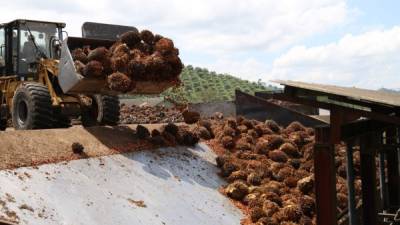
12,83,53,130
81,95,120,127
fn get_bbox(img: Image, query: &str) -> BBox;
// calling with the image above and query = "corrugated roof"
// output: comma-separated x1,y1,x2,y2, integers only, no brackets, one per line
272,80,400,107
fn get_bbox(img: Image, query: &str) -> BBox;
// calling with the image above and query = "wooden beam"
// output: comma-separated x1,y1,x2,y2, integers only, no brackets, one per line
345,140,359,225
386,128,400,209
360,133,379,225
287,87,397,114
314,126,337,225
330,109,343,144
341,119,392,140
271,93,400,125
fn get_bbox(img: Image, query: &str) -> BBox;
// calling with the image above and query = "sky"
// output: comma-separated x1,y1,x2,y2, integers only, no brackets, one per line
0,0,399,89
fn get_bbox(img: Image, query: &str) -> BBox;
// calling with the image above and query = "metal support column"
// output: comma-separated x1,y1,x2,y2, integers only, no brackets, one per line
379,151,389,207
386,128,400,209
360,133,378,225
379,131,389,213
346,139,358,225
314,126,337,225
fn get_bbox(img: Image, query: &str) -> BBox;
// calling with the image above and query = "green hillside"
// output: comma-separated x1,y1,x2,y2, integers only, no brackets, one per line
379,88,400,94
162,65,277,103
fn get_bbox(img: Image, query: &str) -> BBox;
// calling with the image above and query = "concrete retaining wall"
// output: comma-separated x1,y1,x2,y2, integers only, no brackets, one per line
189,101,236,118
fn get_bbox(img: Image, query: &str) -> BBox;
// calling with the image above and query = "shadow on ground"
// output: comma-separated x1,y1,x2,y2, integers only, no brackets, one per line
83,124,222,190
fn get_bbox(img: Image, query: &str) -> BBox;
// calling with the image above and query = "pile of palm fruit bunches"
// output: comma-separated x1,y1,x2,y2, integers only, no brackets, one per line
71,30,183,93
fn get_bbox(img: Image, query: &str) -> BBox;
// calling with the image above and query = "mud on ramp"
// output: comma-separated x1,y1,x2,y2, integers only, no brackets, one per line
0,124,170,170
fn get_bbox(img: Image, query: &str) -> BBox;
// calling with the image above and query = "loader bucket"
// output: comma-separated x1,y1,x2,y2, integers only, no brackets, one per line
58,37,178,95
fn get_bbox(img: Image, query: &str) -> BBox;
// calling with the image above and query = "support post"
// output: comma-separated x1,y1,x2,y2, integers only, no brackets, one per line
386,128,400,209
346,139,358,225
379,131,389,211
359,133,378,225
314,126,337,225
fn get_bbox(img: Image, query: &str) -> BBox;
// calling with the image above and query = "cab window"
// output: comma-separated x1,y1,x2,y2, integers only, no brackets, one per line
0,28,5,68
18,22,58,74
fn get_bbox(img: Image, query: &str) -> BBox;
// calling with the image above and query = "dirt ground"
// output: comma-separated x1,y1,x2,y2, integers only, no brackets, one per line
0,124,180,170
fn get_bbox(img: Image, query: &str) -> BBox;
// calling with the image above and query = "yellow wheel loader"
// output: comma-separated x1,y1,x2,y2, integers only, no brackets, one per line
0,19,175,130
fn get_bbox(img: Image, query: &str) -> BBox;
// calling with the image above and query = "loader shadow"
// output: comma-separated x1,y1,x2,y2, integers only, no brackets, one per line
125,146,223,189
131,145,222,190
83,125,138,151
83,125,223,190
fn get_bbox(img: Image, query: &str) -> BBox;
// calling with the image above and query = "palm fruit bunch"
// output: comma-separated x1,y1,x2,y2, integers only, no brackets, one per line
71,29,183,93
208,117,363,224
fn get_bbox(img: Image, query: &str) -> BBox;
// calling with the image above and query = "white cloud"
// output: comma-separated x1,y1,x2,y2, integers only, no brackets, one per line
0,0,350,55
198,57,270,82
269,26,400,89
169,0,351,54
7,1,397,89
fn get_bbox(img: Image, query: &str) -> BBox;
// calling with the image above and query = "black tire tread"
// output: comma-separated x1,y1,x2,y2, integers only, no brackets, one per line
53,113,71,128
12,82,53,129
81,95,120,127
0,120,7,131
100,95,120,125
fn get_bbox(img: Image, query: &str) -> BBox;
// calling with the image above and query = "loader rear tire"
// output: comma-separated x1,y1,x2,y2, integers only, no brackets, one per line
0,119,6,131
53,112,72,128
0,104,8,131
12,83,53,130
52,106,71,128
81,95,120,127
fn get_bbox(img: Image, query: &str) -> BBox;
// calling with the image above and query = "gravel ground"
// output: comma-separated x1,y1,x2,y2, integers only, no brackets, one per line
0,124,174,170
119,104,184,124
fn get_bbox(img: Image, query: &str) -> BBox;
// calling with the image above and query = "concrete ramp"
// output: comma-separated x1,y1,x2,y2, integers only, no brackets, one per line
0,144,242,225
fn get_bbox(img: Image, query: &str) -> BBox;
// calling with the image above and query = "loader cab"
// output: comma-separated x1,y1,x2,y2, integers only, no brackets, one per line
0,19,65,79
